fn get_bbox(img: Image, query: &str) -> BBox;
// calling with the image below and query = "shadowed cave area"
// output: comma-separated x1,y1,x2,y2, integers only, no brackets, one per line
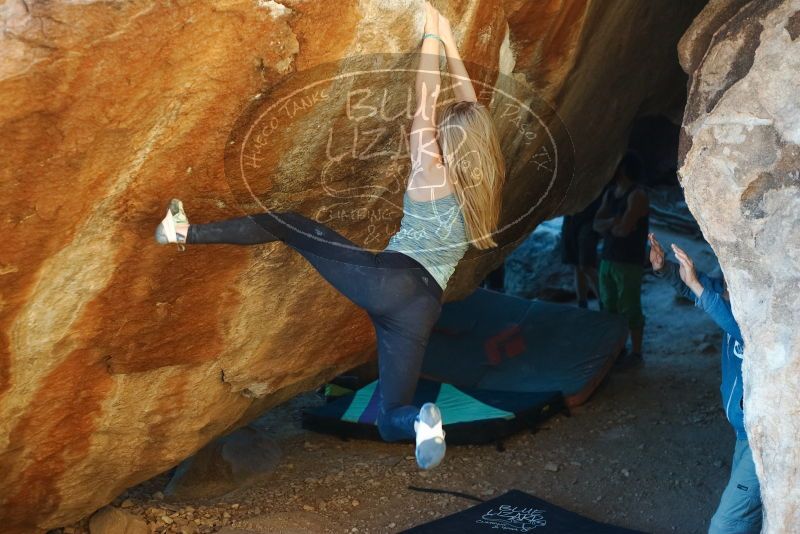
2,1,799,534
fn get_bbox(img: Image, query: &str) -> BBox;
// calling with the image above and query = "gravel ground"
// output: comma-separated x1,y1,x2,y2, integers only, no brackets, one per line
57,228,733,534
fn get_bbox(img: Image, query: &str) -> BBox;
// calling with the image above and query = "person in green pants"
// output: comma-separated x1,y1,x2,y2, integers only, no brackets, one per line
593,152,649,368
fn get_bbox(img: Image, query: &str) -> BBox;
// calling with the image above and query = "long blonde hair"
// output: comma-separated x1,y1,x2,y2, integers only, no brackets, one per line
438,101,505,249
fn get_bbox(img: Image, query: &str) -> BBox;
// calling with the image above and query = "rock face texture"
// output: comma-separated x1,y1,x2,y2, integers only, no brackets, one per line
164,425,281,500
0,0,703,530
504,218,574,300
678,0,800,530
88,506,150,534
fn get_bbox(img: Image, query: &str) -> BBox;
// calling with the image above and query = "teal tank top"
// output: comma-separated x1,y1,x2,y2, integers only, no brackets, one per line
384,191,469,291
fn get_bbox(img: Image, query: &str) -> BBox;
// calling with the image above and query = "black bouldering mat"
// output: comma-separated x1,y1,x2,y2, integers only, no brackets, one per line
402,490,645,533
303,379,563,445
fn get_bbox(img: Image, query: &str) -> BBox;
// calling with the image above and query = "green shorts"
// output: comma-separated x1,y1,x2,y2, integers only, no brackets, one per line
599,259,644,329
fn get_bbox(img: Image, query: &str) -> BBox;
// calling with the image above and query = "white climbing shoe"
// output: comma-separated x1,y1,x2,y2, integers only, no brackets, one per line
414,402,446,470
155,199,189,247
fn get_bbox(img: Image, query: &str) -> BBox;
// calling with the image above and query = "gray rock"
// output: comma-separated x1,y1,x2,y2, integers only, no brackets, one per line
89,506,150,534
504,218,575,300
679,0,800,527
165,425,281,500
544,462,560,472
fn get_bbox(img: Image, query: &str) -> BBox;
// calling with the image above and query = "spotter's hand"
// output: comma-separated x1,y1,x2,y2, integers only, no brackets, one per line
648,233,665,272
672,243,703,297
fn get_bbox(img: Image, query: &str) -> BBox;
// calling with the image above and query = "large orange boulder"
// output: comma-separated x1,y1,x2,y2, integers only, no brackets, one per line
0,0,703,530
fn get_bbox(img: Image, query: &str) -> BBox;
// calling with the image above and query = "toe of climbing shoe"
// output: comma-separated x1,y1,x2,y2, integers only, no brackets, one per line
169,198,189,226
154,198,188,245
415,402,446,470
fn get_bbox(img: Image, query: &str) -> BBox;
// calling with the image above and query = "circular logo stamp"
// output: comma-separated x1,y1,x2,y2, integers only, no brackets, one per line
224,53,574,268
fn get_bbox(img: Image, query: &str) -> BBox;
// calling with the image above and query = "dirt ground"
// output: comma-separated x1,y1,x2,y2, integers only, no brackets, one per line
60,227,737,534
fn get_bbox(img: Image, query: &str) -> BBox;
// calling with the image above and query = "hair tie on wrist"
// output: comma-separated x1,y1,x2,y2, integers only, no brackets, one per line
422,32,446,45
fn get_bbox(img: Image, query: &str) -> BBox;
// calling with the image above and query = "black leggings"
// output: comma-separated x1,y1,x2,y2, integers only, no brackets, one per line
187,212,443,441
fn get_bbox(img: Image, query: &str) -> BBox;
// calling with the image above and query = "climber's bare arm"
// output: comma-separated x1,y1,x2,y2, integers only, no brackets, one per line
439,15,478,103
409,1,446,194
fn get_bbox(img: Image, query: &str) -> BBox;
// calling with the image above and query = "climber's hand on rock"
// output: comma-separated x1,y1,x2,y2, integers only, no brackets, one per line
648,233,665,272
672,244,703,297
423,1,439,34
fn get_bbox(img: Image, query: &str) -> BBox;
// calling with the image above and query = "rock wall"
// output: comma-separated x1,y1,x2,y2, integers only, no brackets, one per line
504,218,575,300
0,0,703,530
678,0,800,530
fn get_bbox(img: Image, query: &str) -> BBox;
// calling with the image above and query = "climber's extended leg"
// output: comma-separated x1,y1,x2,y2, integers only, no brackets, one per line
158,200,441,309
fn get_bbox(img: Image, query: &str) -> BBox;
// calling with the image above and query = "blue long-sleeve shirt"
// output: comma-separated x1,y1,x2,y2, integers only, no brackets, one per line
655,261,746,439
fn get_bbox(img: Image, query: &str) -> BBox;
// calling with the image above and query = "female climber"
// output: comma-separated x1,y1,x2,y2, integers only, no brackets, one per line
154,2,505,470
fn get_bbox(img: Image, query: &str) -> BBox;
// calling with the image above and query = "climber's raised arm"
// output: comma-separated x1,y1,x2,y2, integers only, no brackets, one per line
439,15,478,103
409,1,445,185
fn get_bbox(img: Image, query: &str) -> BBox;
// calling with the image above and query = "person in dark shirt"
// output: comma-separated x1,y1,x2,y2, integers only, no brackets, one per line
561,194,602,308
593,152,649,368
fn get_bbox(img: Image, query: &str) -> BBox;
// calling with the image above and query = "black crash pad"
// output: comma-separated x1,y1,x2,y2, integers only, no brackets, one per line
402,490,645,533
